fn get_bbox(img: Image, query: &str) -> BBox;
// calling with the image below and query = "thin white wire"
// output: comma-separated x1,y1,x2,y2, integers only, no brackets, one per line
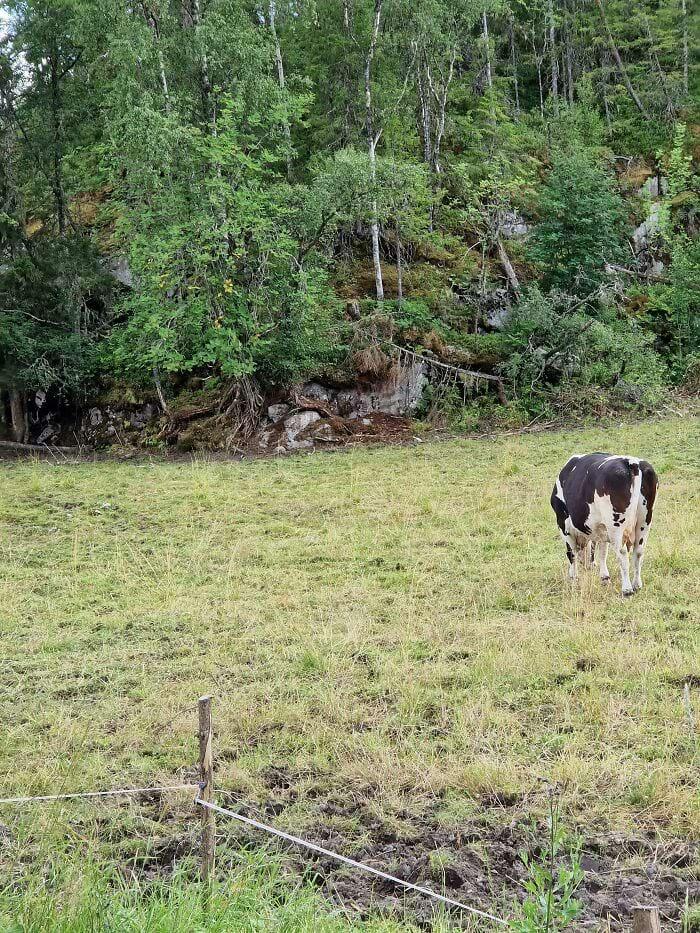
0,784,197,805
195,797,509,926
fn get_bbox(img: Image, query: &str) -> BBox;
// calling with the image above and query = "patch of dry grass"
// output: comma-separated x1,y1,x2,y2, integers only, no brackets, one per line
0,417,698,870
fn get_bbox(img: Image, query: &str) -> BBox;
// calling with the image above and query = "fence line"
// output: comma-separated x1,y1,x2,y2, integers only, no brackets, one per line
0,783,197,806
0,697,664,929
194,797,509,926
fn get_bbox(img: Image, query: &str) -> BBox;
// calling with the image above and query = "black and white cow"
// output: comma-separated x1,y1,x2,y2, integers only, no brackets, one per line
551,453,658,595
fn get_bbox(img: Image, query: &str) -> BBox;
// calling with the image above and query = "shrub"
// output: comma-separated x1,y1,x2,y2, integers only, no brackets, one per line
529,152,626,295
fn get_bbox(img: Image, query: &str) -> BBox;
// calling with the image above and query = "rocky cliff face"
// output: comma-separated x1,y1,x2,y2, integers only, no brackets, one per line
254,360,427,454
6,358,428,455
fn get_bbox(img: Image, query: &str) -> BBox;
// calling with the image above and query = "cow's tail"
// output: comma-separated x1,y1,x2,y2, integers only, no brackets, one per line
638,460,658,526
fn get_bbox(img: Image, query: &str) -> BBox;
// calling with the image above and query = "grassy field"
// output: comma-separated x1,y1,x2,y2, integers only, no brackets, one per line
0,416,698,929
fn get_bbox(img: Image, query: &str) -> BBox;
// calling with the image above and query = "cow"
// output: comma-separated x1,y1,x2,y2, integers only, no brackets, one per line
551,453,658,596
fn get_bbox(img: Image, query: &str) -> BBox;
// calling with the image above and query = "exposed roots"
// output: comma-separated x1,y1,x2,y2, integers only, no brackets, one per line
216,376,264,445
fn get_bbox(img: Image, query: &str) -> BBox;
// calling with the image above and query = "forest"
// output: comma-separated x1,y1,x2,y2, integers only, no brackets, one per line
0,0,698,446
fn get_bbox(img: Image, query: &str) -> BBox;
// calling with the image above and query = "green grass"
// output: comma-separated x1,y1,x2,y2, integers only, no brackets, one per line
0,854,443,932
0,416,699,928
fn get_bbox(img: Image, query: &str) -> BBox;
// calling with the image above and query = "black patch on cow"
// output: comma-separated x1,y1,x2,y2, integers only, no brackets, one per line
550,485,569,534
555,454,636,536
565,543,574,564
639,460,658,525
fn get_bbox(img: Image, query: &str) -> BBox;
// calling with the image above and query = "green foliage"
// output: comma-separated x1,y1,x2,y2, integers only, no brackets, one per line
0,237,111,398
0,856,409,932
643,124,700,377
499,287,666,410
0,0,696,430
100,91,342,389
529,152,626,294
512,792,583,933
645,236,700,378
390,299,443,336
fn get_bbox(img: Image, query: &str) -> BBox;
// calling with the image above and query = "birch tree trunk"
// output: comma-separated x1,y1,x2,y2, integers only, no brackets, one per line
364,0,384,301
482,11,493,91
431,50,455,177
565,13,574,104
497,236,520,296
535,48,545,118
595,0,648,117
681,0,689,96
416,58,432,166
141,5,172,112
269,0,292,179
509,14,520,116
191,0,212,124
547,0,558,112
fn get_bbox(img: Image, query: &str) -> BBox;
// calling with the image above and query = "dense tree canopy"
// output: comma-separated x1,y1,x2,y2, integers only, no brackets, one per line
0,0,698,440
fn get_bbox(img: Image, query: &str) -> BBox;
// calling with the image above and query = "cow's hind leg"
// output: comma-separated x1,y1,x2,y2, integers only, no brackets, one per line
596,541,610,583
632,519,651,592
563,535,577,579
610,530,634,596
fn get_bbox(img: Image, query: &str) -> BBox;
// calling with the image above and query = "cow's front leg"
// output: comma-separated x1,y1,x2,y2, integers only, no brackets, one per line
597,541,610,583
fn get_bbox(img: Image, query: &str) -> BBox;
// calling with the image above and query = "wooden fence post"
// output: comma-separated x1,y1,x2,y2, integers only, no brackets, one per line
632,906,662,933
198,695,215,881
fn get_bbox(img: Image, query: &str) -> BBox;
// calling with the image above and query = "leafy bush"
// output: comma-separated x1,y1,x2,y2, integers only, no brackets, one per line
499,287,666,410
529,152,626,295
0,236,111,399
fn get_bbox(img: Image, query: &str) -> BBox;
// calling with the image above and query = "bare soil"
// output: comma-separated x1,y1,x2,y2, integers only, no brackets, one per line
248,769,699,930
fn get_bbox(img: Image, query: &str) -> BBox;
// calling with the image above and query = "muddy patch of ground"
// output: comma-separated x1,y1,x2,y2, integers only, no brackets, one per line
245,770,699,929
305,814,699,929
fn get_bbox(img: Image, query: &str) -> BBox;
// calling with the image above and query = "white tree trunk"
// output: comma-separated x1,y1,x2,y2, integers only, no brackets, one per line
565,14,574,104
510,14,520,115
497,236,520,297
431,49,455,176
681,0,688,95
482,11,493,90
547,0,558,111
365,0,384,300
269,0,292,179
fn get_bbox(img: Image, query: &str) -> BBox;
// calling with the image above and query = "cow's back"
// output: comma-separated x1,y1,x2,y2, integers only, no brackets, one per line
556,453,642,537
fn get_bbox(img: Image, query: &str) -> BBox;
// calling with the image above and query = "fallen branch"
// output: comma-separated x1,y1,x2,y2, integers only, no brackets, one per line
389,343,507,405
0,440,82,454
290,393,336,419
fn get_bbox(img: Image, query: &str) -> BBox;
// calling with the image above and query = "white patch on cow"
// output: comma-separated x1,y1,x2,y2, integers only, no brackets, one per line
596,454,641,470
631,493,653,591
585,470,642,595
